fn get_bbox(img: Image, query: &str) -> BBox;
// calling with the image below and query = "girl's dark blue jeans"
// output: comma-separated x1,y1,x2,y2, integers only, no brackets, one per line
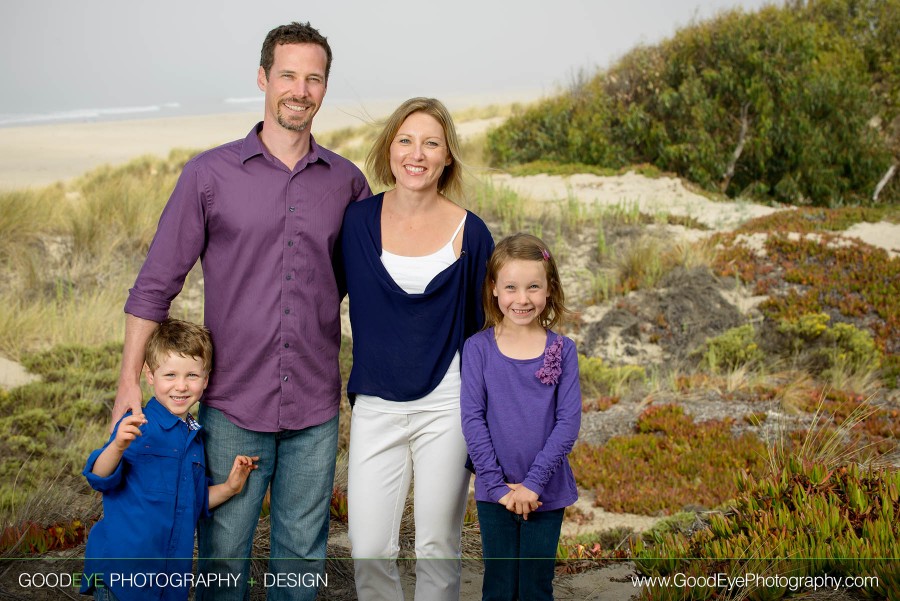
476,501,565,601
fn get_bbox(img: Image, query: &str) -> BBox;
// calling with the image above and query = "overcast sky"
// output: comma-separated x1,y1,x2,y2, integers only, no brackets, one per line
2,0,776,118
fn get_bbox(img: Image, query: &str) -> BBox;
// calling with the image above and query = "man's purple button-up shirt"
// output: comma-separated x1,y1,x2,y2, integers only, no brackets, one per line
125,124,371,432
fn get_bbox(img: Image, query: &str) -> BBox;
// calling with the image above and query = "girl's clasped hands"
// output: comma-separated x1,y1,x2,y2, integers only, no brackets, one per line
498,483,542,519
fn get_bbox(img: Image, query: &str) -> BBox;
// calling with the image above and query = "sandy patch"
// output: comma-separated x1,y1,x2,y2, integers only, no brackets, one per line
843,221,900,258
0,355,38,390
562,493,662,539
491,171,783,231
455,116,506,139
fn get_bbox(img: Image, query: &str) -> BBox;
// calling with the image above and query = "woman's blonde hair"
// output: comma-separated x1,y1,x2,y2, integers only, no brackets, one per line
366,97,464,200
483,233,571,330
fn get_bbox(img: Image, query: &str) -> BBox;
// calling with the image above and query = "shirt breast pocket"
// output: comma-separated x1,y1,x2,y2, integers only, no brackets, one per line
191,452,206,485
130,446,181,496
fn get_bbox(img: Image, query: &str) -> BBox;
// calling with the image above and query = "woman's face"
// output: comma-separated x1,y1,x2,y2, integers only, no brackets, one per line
389,111,452,194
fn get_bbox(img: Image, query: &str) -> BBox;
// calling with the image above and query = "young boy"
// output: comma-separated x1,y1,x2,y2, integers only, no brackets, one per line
81,318,258,601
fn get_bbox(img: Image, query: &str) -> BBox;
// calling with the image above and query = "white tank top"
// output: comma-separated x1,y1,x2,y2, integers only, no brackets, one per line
355,215,467,414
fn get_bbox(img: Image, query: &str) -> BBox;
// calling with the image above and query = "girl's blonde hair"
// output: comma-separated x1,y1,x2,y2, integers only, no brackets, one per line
482,233,570,330
365,97,464,201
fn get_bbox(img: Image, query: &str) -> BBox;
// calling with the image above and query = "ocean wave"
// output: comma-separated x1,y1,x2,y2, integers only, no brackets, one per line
0,103,179,127
223,96,263,105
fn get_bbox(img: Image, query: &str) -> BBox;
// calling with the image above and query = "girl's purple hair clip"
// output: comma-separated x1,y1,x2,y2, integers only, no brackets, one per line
541,248,550,261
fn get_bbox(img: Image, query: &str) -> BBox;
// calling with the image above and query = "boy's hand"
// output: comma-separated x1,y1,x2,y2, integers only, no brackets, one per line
112,414,147,451
502,483,542,519
224,455,259,495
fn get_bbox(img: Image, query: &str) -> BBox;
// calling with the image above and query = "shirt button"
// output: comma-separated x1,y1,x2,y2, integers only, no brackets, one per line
289,206,296,212
284,343,290,348
288,240,294,247
284,308,290,314
286,274,292,280
283,376,289,382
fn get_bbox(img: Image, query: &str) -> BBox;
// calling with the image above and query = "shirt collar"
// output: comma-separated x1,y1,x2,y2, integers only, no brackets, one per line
145,397,199,431
185,413,201,431
240,122,331,168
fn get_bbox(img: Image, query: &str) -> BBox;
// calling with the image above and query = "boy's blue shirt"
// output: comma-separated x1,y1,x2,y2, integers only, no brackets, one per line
81,397,211,600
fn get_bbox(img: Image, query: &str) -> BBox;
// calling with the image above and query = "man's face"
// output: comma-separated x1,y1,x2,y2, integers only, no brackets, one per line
257,43,328,133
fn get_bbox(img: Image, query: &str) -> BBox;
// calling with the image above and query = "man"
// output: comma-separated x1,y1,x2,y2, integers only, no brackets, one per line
112,22,371,601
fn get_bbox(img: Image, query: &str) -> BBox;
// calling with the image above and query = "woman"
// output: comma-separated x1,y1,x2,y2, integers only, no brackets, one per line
341,97,494,600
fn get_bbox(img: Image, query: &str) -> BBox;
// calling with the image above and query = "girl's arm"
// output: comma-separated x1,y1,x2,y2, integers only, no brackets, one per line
460,338,510,503
521,337,582,495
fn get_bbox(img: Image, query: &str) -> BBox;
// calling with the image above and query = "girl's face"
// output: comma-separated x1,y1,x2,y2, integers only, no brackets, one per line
492,259,550,330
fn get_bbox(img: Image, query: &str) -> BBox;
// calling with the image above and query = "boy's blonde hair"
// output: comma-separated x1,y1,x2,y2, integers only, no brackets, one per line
145,318,213,374
483,233,571,330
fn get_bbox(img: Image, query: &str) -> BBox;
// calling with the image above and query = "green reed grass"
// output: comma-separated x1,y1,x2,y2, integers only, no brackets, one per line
465,180,529,236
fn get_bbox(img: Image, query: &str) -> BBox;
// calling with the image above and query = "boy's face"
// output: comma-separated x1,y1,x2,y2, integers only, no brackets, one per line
145,352,209,419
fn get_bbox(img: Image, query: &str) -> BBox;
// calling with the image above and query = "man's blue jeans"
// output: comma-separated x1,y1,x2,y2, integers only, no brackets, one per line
196,405,338,601
476,502,564,601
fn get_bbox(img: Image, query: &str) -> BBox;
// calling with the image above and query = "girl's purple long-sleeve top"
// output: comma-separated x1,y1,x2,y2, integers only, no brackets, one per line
461,328,581,511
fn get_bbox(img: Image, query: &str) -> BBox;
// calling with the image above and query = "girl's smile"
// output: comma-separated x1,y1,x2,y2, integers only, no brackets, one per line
492,259,550,330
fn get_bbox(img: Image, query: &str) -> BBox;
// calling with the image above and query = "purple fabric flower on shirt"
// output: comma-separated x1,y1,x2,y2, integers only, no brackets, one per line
535,335,564,385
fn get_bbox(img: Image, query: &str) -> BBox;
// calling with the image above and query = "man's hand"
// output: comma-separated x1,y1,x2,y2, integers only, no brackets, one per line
111,381,144,433
110,315,159,432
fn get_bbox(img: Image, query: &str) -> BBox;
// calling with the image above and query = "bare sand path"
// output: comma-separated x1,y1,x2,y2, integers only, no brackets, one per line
0,356,39,389
492,171,900,256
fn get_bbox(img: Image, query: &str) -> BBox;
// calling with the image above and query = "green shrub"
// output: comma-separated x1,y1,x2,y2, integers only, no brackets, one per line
578,354,646,399
701,324,763,371
823,322,882,374
775,313,882,377
0,343,122,506
487,1,899,205
777,312,831,348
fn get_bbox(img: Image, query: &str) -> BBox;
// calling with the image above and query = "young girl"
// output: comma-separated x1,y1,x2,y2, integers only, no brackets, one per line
461,233,581,601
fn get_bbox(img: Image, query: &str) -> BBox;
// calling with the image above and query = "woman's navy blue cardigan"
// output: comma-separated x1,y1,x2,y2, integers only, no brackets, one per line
341,193,494,403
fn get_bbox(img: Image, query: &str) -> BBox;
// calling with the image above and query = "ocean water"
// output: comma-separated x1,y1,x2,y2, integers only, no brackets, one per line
0,96,264,128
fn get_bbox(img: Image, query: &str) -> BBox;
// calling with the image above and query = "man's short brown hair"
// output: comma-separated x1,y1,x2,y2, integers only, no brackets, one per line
260,21,332,81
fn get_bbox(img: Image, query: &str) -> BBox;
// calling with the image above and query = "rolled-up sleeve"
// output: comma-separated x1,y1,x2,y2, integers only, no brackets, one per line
124,161,208,321
83,442,125,493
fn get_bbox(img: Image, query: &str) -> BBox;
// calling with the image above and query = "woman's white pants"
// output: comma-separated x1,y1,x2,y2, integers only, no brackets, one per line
348,404,471,601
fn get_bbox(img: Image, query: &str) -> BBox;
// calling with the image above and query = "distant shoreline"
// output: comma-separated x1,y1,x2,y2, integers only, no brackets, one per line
0,90,543,191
